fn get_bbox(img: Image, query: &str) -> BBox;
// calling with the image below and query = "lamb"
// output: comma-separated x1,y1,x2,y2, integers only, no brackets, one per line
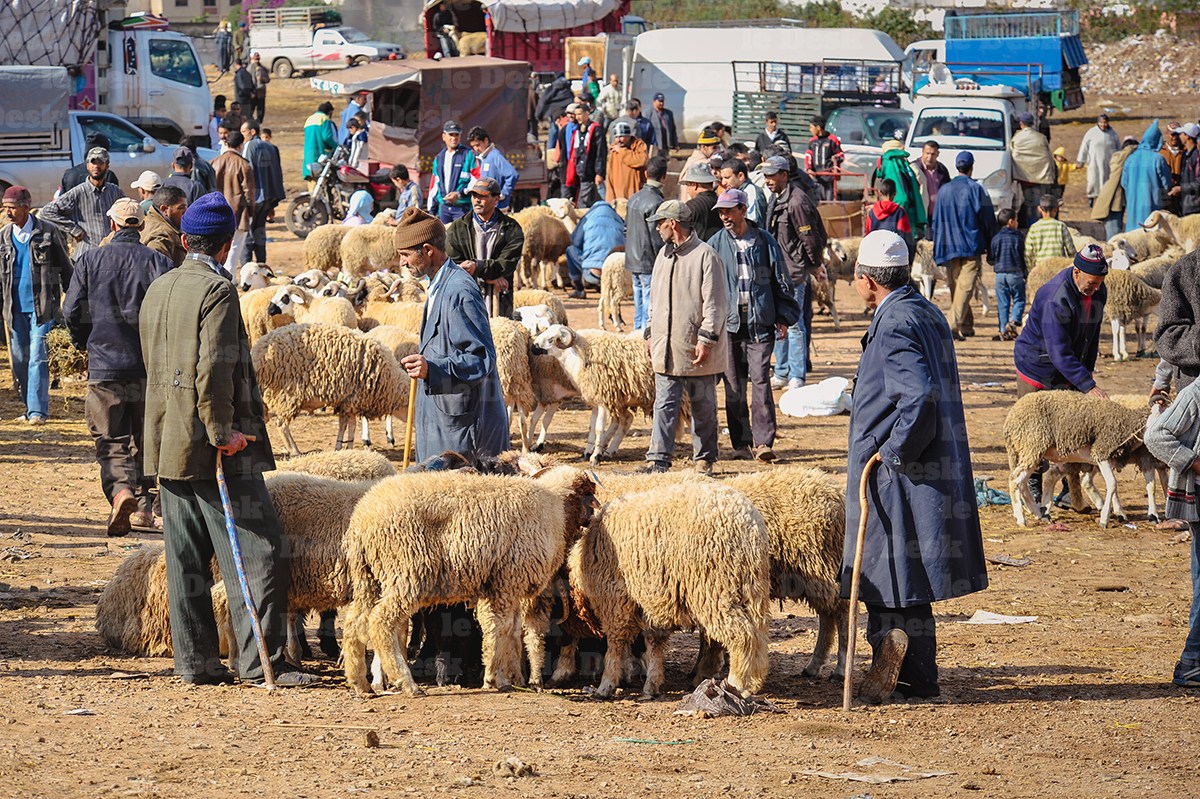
489,317,537,451
513,288,568,325
239,286,293,346
1109,226,1173,262
532,323,660,464
1141,209,1200,254
1005,390,1157,528
597,248,633,331
341,224,400,276
237,262,287,293
266,284,358,329
362,325,420,447
568,483,770,698
1101,269,1161,361
252,323,408,455
340,467,597,696
511,206,572,290
303,223,352,273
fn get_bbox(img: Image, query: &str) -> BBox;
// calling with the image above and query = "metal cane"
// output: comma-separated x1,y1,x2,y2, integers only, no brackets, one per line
215,435,276,690
842,452,881,712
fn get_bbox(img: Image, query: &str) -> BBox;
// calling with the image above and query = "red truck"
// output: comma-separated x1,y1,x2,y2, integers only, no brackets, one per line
423,0,637,74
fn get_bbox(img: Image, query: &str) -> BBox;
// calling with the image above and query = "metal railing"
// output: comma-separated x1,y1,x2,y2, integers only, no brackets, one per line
944,11,1080,40
651,18,806,30
733,59,902,95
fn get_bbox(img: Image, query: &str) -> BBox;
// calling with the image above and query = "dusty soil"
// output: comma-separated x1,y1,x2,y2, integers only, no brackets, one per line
1,69,1199,798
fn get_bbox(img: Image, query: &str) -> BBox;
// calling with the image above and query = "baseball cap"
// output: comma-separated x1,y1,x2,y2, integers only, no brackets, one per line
714,188,747,209
1018,112,1034,126
761,155,790,175
578,56,591,66
131,170,162,191
565,103,580,114
106,197,146,227
465,176,501,196
1182,123,1200,140
443,120,462,134
86,147,110,164
172,145,194,165
653,92,665,102
955,151,974,169
858,230,909,268
646,199,686,223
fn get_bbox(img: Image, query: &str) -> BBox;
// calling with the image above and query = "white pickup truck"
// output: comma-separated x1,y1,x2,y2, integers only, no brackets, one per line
250,11,404,80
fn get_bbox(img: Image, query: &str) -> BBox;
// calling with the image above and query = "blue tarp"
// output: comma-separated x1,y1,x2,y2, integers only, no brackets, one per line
945,36,1074,91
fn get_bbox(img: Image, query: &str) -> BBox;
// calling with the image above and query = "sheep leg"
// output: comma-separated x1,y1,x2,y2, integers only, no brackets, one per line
285,611,303,667
477,595,520,692
1096,459,1119,529
361,417,372,449
341,601,373,695
1110,318,1123,361
367,597,421,696
514,405,531,453
1145,464,1160,523
279,421,302,457
593,408,624,463
596,628,634,700
921,273,935,299
1010,465,1036,526
385,415,395,448
693,633,727,685
642,627,673,698
549,636,579,686
520,595,553,691
832,602,850,680
582,407,601,461
1119,320,1129,361
335,415,354,451
975,276,989,316
601,410,634,459
804,609,841,678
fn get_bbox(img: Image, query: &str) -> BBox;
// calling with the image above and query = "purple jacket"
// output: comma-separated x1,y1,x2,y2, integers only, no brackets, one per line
1013,267,1106,392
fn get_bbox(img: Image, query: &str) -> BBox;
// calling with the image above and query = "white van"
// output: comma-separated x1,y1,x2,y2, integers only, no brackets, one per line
629,27,905,143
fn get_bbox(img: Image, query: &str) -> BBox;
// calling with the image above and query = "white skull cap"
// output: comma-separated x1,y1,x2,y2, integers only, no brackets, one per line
857,230,909,268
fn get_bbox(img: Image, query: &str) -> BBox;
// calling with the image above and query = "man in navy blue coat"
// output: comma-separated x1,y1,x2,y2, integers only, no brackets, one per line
392,206,509,463
929,151,997,341
843,230,989,703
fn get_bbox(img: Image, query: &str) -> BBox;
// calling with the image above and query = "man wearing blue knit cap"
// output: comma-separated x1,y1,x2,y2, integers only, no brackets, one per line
139,192,313,687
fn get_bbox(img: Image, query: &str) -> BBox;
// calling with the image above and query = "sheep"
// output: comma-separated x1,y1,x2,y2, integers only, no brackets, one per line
340,467,598,696
379,274,427,303
266,284,358,329
239,286,293,346
359,287,425,333
511,206,572,290
1005,390,1157,528
490,317,537,451
292,268,333,290
1066,227,1116,259
458,30,486,55
303,223,352,273
271,448,397,481
911,239,946,299
1101,269,1161,361
568,483,770,698
1141,209,1200,254
1109,226,1173,262
513,288,568,325
238,262,287,293
544,197,582,233
1025,257,1075,297
252,323,408,456
356,325,421,448
526,351,581,452
1125,247,1183,290
341,224,400,276
597,248,633,331
809,273,839,329
371,208,397,225
532,323,659,464
94,546,184,658
318,275,364,301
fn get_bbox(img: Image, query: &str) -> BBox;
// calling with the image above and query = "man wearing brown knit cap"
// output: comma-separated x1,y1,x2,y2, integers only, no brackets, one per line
393,206,510,462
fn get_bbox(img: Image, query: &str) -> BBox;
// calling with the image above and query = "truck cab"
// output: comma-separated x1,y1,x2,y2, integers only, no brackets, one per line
102,28,211,146
904,82,1027,216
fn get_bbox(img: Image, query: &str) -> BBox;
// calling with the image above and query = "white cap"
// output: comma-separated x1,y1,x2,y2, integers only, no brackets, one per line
131,170,162,191
857,230,909,268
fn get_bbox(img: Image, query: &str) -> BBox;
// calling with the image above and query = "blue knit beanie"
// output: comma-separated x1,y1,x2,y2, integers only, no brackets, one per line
1073,243,1108,276
181,192,236,236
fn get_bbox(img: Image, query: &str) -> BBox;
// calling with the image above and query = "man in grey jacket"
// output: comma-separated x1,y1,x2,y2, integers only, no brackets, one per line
638,200,728,475
623,155,666,330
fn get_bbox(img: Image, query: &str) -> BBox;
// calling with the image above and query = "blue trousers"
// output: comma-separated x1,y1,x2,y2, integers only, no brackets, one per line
9,311,53,420
631,273,651,330
995,273,1027,332
565,245,601,288
771,279,808,382
1104,211,1122,241
1177,522,1200,684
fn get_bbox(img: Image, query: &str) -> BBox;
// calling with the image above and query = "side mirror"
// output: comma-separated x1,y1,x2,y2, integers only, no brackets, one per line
142,137,156,153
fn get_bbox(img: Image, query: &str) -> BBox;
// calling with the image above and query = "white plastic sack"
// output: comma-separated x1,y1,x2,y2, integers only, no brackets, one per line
779,376,853,418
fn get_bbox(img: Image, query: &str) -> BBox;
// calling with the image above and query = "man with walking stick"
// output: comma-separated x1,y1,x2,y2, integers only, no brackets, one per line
139,193,313,687
842,230,988,704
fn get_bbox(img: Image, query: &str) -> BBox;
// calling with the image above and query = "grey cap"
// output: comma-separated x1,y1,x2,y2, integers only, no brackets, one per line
465,176,501,196
610,120,634,138
683,161,717,184
760,155,789,175
443,120,462,134
646,199,687,223
86,147,110,164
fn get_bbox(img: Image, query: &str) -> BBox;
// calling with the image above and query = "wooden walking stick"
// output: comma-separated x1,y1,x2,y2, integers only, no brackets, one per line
215,434,275,690
842,451,881,712
402,377,418,469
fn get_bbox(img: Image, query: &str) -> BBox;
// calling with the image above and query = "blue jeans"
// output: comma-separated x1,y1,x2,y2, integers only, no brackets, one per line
994,273,1027,332
631,273,651,330
1178,521,1200,682
9,311,53,420
771,279,808,383
1104,211,1122,241
565,245,600,288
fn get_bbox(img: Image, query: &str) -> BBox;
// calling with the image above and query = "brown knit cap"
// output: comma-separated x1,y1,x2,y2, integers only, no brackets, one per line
392,206,446,251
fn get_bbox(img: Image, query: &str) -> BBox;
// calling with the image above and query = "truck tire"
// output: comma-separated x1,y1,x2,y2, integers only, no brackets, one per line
272,58,294,79
284,194,331,239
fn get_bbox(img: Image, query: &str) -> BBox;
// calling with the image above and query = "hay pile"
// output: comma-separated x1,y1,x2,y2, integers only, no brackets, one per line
45,326,87,380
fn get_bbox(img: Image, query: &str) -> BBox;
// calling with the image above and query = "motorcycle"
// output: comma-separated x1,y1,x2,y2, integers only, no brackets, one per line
284,144,394,238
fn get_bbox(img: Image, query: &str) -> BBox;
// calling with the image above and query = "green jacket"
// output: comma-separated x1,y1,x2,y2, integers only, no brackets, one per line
444,210,524,317
139,257,275,481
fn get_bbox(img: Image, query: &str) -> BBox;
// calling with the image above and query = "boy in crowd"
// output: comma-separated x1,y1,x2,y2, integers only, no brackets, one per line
989,208,1027,340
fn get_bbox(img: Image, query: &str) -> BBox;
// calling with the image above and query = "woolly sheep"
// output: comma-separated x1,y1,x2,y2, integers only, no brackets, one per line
240,286,293,346
293,268,333,290
271,448,397,481
597,248,633,331
1141,210,1200,253
911,239,946,299
513,288,568,326
1025,257,1074,297
372,208,397,225
809,273,839,329
95,546,190,658
527,351,581,452
1109,226,1173,262
1005,391,1157,528
360,293,425,333
544,197,582,233
490,317,537,451
303,223,351,273
358,325,421,447
340,467,597,696
1101,269,1161,361
569,483,770,698
267,284,358,329
238,262,287,293
341,224,400,276
252,323,408,455
1126,247,1183,290
511,207,573,290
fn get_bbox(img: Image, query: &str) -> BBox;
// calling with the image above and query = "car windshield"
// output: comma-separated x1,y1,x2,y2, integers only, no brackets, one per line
910,108,1006,150
75,115,146,153
340,28,371,43
826,109,911,149
149,39,203,87
860,111,910,147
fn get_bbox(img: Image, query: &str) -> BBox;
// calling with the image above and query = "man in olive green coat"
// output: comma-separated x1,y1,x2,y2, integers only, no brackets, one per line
139,192,311,687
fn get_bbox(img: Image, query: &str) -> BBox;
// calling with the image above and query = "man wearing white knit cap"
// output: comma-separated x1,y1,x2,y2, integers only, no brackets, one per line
842,230,988,704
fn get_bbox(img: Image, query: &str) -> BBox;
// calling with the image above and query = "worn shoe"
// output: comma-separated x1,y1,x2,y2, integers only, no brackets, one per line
27,415,46,427
858,629,908,704
787,378,805,390
769,375,787,390
754,445,777,462
568,289,586,300
270,669,318,688
107,489,138,538
179,669,237,686
633,461,669,474
951,330,966,342
728,447,753,461
128,511,162,532
1173,661,1200,687
694,460,714,477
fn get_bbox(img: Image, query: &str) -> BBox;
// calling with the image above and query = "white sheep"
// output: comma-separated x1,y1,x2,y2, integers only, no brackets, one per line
340,467,597,696
1101,269,1161,361
568,482,770,698
1124,247,1183,290
911,239,946,299
303,223,352,273
271,448,397,481
513,288,567,326
252,323,408,456
1109,226,1173,262
237,262,286,293
292,268,333,290
341,225,400,276
239,286,293,346
266,284,358,330
1005,390,1159,528
360,289,425,333
1141,209,1200,254
490,317,538,452
597,248,633,331
362,325,420,447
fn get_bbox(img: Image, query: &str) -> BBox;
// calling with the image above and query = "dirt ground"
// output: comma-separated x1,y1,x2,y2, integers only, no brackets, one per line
1,70,1199,798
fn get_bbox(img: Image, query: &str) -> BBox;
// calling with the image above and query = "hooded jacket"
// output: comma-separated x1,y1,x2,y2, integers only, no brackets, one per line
1090,143,1137,221
1120,120,1173,232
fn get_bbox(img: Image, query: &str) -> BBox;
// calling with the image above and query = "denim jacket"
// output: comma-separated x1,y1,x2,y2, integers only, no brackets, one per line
707,221,801,343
